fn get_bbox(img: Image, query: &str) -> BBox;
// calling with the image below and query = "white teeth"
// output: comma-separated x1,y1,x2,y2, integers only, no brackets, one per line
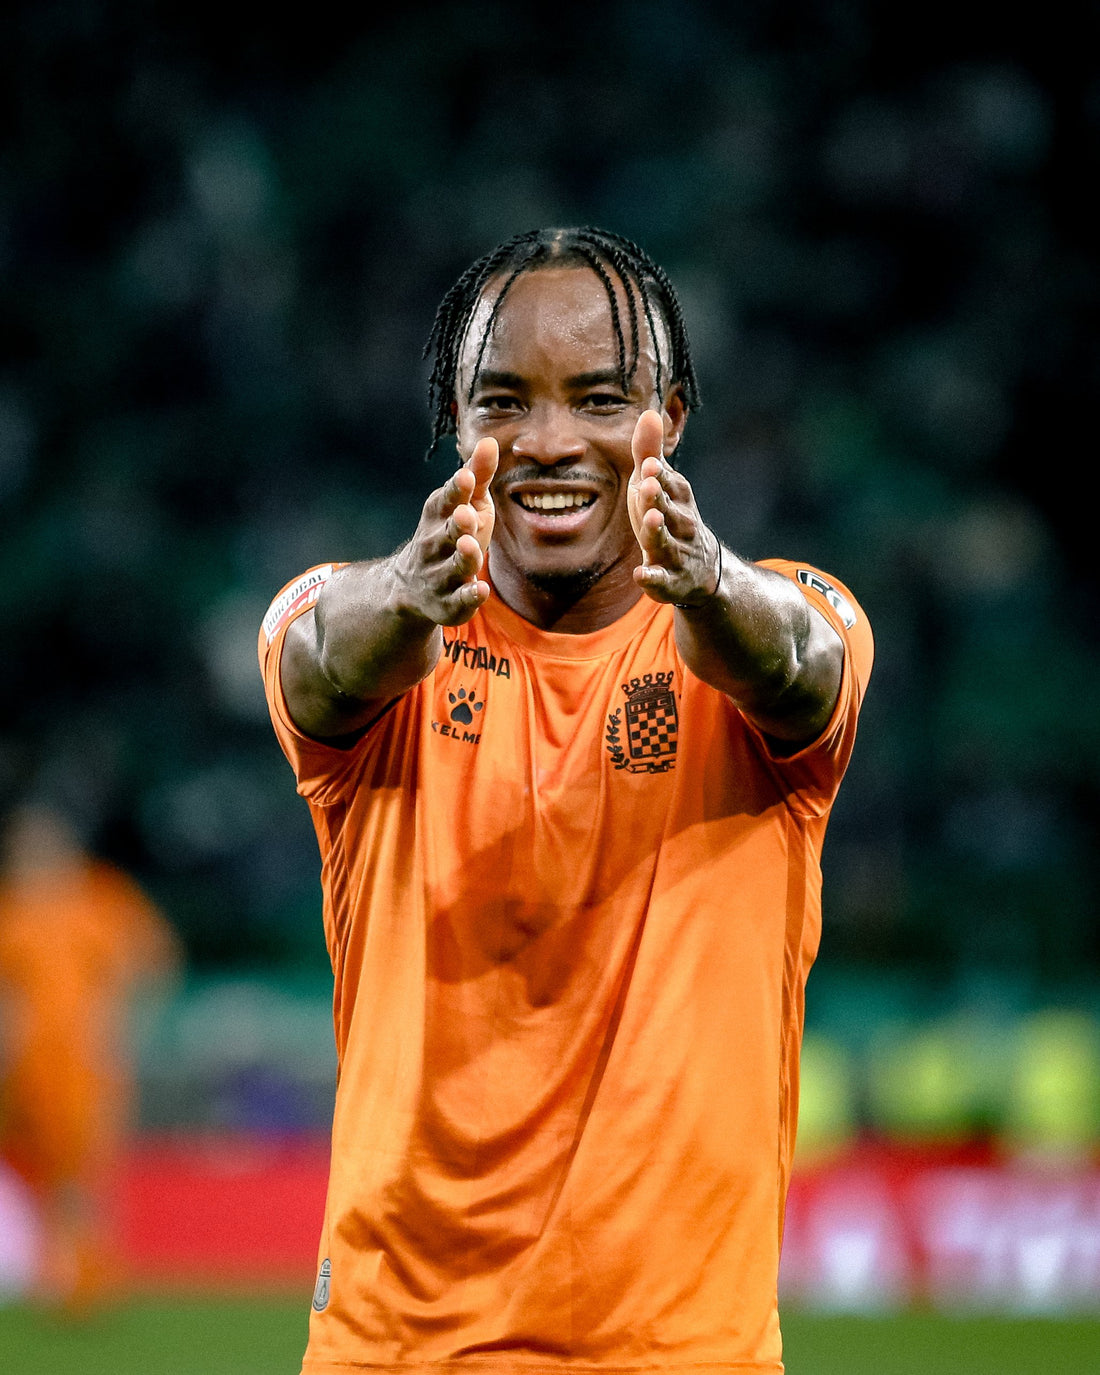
518,492,594,511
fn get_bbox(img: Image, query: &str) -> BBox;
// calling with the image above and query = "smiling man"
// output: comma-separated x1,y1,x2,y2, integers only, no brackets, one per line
258,227,874,1375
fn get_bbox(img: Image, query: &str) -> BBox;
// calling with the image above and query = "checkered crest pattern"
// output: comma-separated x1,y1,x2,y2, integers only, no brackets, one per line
606,671,678,774
626,678,678,760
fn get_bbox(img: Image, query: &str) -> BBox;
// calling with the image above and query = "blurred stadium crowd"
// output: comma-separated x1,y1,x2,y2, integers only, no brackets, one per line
1,2,1098,1152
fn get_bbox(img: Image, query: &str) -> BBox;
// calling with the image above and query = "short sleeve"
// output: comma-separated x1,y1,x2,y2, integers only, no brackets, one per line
747,559,874,816
256,563,366,804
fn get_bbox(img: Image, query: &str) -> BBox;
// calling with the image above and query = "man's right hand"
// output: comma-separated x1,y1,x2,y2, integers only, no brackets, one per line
278,438,498,740
396,437,498,626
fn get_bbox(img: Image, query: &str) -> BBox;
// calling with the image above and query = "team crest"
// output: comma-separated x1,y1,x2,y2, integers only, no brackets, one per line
605,672,678,773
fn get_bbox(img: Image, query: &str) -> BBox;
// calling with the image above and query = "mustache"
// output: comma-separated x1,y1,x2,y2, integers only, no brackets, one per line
495,464,615,489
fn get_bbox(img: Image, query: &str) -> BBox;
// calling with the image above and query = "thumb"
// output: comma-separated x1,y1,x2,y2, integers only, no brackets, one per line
468,437,499,500
631,409,665,475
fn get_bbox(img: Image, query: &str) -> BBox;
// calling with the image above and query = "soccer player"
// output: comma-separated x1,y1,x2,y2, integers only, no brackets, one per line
258,227,874,1374
0,800,182,1314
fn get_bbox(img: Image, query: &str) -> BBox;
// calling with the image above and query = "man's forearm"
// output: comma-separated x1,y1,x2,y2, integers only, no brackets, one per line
674,550,843,744
281,555,443,740
313,555,443,703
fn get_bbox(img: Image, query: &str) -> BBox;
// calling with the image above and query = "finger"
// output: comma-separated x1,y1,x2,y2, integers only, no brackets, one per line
633,561,676,598
643,452,695,506
637,506,672,565
635,471,664,510
638,454,665,482
467,437,499,502
449,502,479,540
657,492,699,542
437,575,491,627
452,531,485,577
641,459,699,540
454,577,491,615
637,469,689,535
439,465,476,515
639,454,691,513
644,506,676,543
636,455,679,523
655,458,692,502
631,408,665,476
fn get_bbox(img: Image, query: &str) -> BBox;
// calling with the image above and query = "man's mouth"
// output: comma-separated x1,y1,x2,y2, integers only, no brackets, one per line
514,491,598,513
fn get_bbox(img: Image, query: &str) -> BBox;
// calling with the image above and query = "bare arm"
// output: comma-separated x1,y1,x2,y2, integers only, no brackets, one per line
628,410,843,744
280,438,498,739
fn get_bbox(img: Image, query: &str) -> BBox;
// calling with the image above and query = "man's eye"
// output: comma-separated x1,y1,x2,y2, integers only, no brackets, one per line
478,395,520,412
584,393,627,409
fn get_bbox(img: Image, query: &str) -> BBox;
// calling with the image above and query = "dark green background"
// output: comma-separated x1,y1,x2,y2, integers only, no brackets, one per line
2,2,1097,999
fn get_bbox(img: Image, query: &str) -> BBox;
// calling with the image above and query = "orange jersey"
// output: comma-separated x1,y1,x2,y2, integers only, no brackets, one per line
0,858,173,1187
259,562,873,1375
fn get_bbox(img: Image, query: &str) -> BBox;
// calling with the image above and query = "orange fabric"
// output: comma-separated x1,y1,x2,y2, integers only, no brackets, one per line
260,561,873,1375
0,852,177,1307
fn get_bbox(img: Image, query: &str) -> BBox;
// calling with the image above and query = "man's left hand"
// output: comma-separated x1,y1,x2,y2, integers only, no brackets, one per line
628,409,721,607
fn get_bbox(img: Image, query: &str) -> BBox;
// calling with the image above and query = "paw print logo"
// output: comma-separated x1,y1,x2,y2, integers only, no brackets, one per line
448,687,484,725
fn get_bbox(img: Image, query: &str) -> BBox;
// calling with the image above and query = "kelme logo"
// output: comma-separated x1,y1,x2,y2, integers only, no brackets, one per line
431,685,485,745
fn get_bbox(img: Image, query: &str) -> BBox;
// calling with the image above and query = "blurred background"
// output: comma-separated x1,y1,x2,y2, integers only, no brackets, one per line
1,0,1098,1358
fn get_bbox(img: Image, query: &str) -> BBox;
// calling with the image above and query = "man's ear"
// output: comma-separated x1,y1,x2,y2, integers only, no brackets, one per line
662,386,688,461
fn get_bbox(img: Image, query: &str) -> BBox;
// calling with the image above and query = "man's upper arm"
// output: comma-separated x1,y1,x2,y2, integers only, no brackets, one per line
743,596,845,746
279,608,396,742
750,559,874,757
258,562,404,744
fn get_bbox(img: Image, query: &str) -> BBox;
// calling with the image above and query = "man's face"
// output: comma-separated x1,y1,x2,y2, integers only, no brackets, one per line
454,266,686,598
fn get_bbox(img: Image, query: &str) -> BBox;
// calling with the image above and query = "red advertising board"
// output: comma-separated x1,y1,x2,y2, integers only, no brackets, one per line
3,1136,1099,1311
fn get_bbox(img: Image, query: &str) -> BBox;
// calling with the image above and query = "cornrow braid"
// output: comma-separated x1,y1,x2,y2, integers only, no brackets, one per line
422,226,701,460
567,243,635,393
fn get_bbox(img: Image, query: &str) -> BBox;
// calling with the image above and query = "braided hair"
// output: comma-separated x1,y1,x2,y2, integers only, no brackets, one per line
423,227,701,460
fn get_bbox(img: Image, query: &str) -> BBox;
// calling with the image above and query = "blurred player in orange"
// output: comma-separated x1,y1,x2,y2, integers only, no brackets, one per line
260,227,873,1374
0,799,182,1315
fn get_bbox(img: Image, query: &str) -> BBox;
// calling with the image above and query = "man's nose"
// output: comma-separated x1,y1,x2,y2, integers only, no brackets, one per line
510,404,586,466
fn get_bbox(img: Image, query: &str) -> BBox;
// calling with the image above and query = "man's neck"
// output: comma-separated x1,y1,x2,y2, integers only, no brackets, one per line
487,551,644,633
